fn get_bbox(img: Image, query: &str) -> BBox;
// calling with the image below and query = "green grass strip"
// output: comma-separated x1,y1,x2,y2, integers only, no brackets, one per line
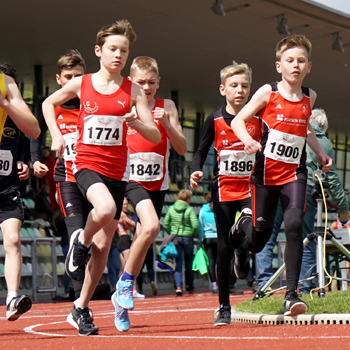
235,290,350,315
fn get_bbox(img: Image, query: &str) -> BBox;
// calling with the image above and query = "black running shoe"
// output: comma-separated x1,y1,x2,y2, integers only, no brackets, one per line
213,305,231,326
234,250,250,280
65,229,90,281
229,208,252,249
6,295,32,321
284,292,307,317
67,306,98,336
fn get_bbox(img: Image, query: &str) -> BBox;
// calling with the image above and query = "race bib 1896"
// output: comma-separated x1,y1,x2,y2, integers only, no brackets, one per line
0,150,13,176
264,129,305,164
129,152,164,181
219,150,255,176
83,115,123,146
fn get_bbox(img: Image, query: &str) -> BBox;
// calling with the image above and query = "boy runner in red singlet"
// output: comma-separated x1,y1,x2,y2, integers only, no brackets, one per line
190,61,260,326
42,20,161,336
231,34,332,316
31,50,89,300
0,63,40,321
116,56,186,331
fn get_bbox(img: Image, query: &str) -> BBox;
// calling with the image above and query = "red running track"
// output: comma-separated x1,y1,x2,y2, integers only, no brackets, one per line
0,291,349,350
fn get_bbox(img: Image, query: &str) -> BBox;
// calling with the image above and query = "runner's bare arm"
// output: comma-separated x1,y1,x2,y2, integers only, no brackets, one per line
0,75,40,138
42,77,82,158
154,99,187,155
231,84,270,154
307,123,332,173
130,83,161,144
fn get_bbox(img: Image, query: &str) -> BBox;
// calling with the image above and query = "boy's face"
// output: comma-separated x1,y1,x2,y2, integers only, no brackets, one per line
129,70,160,103
219,73,250,107
276,46,312,83
56,66,85,87
95,35,130,72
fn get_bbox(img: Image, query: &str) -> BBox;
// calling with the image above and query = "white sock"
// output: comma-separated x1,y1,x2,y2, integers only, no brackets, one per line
77,230,90,247
74,299,87,310
212,282,217,290
6,291,18,305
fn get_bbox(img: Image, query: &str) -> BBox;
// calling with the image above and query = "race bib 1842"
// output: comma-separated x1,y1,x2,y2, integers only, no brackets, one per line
129,152,164,181
219,150,255,176
83,115,123,146
264,129,305,164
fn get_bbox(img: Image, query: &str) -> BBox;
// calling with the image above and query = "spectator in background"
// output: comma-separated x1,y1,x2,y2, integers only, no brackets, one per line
116,198,135,275
52,208,71,299
107,231,121,293
34,184,54,222
42,147,58,210
299,109,349,294
198,193,218,294
135,245,157,297
163,189,199,296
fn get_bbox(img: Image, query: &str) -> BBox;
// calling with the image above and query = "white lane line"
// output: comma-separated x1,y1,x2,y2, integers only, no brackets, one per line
23,319,350,340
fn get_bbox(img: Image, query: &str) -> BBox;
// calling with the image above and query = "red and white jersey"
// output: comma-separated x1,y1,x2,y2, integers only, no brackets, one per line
213,109,260,202
54,99,80,183
73,74,131,181
127,98,169,191
251,82,310,186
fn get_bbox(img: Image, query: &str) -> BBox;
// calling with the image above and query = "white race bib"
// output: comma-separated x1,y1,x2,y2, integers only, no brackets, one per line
83,115,123,146
129,152,164,181
63,132,78,161
0,150,13,176
264,129,305,164
219,150,255,176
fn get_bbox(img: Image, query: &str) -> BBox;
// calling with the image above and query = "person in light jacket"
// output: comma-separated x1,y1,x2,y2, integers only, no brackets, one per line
163,189,199,296
198,193,218,293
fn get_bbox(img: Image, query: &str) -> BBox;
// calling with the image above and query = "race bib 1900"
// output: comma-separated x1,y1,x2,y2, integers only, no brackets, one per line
83,115,123,146
129,152,164,181
0,150,13,176
219,150,255,176
264,129,305,164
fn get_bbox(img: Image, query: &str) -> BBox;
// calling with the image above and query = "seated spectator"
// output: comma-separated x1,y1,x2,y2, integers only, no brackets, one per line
34,184,54,222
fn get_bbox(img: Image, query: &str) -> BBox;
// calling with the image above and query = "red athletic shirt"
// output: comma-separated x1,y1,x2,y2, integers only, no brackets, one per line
54,99,80,183
127,98,169,191
73,74,131,181
192,106,260,202
251,82,310,186
214,111,260,201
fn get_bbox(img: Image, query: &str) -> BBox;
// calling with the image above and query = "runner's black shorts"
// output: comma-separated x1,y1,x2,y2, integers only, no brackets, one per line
0,190,24,223
75,168,127,220
125,182,165,219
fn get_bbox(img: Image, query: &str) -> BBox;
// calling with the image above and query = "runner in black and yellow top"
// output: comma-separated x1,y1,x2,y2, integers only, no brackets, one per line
191,61,260,326
0,63,40,321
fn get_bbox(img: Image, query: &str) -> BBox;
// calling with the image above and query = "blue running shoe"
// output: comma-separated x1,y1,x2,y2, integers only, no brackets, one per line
112,291,130,332
116,278,134,310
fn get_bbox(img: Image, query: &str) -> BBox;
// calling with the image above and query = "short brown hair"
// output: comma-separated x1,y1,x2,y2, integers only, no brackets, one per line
276,34,312,61
220,61,252,86
178,189,192,201
129,56,159,78
57,49,86,76
96,19,137,49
